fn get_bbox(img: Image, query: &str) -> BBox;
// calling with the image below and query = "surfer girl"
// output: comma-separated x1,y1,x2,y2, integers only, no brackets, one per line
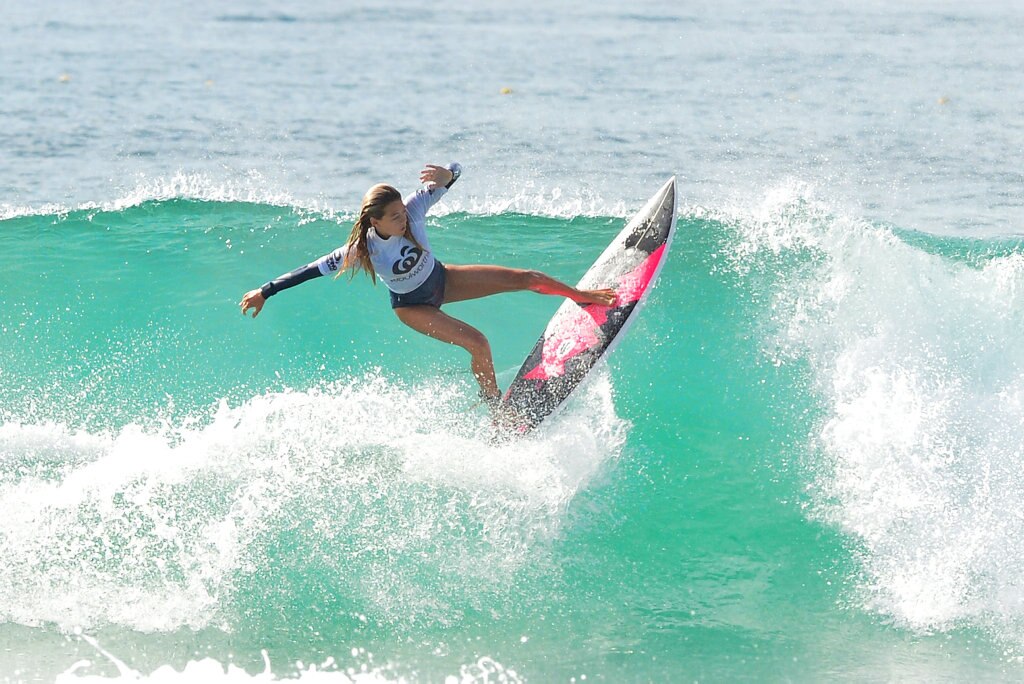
239,162,616,407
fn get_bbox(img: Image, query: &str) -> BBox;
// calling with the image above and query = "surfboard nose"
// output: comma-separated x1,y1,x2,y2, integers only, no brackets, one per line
650,176,676,214
648,177,675,209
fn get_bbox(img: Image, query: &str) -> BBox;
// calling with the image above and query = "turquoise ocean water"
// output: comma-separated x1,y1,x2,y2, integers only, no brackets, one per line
3,2,1024,682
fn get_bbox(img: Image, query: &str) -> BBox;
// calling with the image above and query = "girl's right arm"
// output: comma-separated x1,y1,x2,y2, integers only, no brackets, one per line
240,245,350,318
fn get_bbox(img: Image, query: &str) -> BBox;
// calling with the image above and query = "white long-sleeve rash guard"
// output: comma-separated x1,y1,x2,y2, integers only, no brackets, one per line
259,162,461,299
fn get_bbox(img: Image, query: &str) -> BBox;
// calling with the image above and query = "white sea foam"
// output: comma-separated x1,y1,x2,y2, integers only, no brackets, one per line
0,201,73,222
726,183,1024,644
56,635,523,683
0,372,626,634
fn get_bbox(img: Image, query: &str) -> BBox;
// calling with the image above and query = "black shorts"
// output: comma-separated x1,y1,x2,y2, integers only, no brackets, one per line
390,260,447,309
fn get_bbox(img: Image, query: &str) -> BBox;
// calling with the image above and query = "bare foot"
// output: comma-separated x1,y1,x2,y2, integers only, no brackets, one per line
574,288,617,307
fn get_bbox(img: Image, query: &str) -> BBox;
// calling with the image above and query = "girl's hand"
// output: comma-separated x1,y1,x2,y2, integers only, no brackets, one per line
419,164,453,189
240,289,266,318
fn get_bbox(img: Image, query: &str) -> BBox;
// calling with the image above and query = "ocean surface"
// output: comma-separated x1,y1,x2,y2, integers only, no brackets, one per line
3,1,1024,681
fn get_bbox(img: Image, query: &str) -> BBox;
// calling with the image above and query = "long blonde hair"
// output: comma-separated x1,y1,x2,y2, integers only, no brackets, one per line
338,183,424,282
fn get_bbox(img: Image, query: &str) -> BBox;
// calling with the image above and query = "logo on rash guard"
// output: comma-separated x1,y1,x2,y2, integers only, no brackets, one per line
392,246,422,275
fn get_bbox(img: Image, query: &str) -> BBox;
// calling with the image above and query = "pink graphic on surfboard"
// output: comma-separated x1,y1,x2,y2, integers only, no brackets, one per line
500,177,677,434
523,244,667,381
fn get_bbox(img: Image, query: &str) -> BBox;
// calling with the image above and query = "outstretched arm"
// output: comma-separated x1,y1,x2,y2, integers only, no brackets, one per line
240,244,350,318
240,262,323,318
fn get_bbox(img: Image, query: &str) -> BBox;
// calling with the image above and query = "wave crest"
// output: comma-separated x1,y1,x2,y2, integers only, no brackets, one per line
725,182,1024,643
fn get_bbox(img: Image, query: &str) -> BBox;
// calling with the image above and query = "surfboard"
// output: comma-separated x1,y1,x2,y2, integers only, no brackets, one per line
499,177,678,434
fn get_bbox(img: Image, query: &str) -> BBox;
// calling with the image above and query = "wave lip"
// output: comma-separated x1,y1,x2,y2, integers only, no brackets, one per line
0,172,655,224
0,171,341,223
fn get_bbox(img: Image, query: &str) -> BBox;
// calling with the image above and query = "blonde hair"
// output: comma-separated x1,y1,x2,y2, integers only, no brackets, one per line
337,183,426,283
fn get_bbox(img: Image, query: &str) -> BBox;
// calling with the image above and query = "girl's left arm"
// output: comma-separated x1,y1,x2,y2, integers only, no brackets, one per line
419,163,460,190
407,162,461,222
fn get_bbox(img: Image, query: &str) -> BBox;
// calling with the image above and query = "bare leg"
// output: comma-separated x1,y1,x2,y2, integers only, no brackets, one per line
444,265,616,306
394,305,500,400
